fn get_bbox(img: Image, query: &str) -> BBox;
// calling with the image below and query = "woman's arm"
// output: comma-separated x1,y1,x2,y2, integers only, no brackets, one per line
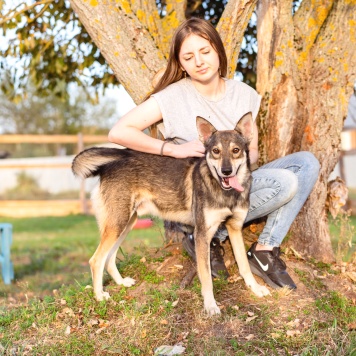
249,121,259,165
108,97,205,158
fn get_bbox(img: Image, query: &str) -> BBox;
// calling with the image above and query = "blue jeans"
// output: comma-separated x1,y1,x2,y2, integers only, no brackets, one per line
215,151,320,247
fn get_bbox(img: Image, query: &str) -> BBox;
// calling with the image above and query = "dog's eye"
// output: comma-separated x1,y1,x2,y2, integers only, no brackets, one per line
233,148,240,154
213,148,220,154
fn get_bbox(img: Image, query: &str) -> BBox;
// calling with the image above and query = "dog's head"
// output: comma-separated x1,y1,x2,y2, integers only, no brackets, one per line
196,113,253,192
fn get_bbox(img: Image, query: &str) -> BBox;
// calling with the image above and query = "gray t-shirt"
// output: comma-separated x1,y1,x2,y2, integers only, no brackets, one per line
152,78,261,142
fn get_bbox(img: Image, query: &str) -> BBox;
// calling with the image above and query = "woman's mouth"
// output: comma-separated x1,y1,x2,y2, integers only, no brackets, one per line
197,68,208,74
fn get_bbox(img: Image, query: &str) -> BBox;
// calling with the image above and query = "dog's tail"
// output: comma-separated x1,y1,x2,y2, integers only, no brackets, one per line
72,147,125,179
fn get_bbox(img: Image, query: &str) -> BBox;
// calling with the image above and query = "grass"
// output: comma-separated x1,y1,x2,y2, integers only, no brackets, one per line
0,214,355,355
328,212,356,262
0,215,165,298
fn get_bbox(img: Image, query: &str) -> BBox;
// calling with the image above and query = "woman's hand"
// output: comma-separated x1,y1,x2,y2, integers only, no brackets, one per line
164,140,205,158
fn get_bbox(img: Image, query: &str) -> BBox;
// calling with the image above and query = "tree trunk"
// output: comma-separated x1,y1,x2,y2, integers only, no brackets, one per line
256,0,356,262
69,0,356,260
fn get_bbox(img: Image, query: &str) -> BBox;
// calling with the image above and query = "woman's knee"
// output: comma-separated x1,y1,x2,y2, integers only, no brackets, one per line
296,151,320,176
278,170,298,203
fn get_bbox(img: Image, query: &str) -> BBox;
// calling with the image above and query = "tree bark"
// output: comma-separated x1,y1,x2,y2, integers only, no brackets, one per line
217,0,257,78
256,0,356,262
69,0,167,104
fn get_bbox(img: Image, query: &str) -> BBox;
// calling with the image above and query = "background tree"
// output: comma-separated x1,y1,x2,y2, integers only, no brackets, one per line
1,0,355,261
0,69,118,156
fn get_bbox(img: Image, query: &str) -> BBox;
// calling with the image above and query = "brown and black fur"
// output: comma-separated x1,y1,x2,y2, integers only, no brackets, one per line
72,113,269,315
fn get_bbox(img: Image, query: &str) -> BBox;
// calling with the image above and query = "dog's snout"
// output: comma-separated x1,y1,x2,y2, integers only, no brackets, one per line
221,167,232,176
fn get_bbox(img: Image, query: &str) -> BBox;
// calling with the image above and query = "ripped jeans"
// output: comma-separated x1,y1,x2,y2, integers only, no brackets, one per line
215,151,320,247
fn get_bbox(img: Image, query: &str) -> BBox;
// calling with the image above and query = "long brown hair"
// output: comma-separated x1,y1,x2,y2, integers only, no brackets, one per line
149,17,228,98
147,18,228,137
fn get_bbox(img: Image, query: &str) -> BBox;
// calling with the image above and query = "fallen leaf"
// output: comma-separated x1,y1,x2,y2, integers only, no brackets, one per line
290,247,304,260
160,319,168,325
177,331,189,342
326,177,348,218
172,299,179,307
141,329,147,338
247,311,255,317
124,295,134,301
348,323,356,330
62,307,75,318
249,224,258,233
228,274,242,283
245,334,254,340
232,305,239,311
286,330,301,337
98,319,110,328
64,325,71,335
174,264,184,270
60,299,67,305
246,316,258,323
154,344,185,355
286,318,300,327
140,257,146,263
87,319,99,327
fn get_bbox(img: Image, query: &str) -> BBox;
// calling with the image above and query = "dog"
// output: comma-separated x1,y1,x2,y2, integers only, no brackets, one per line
72,112,270,315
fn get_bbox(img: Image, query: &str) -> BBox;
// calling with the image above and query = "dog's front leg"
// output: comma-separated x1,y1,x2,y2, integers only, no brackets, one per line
195,229,221,316
226,216,270,298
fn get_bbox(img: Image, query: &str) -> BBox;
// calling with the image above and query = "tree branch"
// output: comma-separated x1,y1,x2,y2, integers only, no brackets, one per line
159,0,187,56
293,0,334,59
69,0,167,104
0,0,55,26
217,0,257,78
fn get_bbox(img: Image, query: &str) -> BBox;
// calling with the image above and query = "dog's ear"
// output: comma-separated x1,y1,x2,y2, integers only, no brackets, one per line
196,116,217,144
235,112,253,142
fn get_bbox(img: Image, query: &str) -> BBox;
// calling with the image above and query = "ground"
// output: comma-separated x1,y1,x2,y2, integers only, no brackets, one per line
1,234,355,355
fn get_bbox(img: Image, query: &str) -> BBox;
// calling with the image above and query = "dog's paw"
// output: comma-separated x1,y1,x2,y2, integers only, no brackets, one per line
204,302,221,316
251,283,270,297
95,290,111,301
121,277,136,287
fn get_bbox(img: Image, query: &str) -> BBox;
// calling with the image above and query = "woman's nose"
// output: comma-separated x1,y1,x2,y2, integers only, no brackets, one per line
195,54,203,66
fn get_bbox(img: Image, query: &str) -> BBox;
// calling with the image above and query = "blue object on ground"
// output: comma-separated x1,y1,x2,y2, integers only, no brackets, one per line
0,223,14,284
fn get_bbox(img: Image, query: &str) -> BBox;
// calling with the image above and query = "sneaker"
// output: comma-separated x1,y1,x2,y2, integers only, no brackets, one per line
182,234,229,279
247,242,297,289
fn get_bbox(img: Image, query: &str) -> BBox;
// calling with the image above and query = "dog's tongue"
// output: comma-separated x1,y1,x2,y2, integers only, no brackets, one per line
228,176,244,192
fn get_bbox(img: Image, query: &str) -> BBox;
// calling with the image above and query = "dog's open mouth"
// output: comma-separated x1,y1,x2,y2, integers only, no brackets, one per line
221,176,244,192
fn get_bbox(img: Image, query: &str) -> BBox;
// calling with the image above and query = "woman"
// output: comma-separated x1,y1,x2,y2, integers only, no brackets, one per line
109,18,320,290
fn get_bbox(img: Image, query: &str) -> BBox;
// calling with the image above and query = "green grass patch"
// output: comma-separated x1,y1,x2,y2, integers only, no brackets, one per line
0,215,164,298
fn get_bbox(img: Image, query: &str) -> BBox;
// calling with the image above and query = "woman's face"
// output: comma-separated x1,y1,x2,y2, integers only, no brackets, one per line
179,34,220,83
